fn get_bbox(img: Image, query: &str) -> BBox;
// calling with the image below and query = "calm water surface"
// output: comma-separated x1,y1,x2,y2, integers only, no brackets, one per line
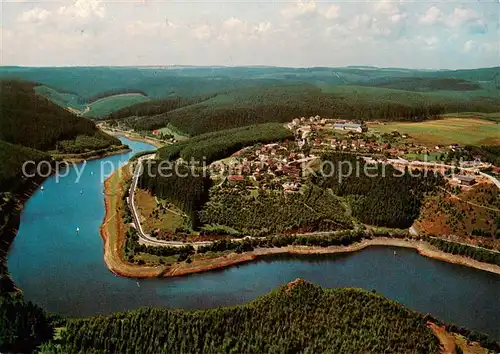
8,138,500,339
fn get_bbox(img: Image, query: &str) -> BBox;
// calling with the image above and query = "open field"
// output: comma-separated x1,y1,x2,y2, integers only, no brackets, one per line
83,94,150,117
441,112,500,123
134,188,184,233
374,118,500,146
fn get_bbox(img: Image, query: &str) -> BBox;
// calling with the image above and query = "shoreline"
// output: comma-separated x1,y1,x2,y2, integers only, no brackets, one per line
100,166,167,278
1,145,133,294
102,129,164,149
161,238,500,279
54,145,131,164
99,167,500,279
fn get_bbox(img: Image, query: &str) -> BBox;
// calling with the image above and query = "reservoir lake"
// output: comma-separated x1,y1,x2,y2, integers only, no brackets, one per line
8,137,500,339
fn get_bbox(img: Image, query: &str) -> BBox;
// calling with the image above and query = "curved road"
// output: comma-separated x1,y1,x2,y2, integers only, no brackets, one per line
128,156,213,247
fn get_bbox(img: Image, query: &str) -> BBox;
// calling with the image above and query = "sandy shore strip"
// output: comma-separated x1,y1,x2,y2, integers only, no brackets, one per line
100,166,167,278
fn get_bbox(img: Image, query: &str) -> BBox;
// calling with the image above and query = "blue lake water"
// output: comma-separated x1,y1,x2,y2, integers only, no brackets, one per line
8,137,500,339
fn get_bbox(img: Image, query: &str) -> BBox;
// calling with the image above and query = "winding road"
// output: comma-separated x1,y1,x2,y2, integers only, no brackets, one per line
128,156,500,249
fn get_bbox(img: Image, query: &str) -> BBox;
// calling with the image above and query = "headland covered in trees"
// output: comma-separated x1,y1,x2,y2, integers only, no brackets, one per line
0,79,126,295
3,280,499,353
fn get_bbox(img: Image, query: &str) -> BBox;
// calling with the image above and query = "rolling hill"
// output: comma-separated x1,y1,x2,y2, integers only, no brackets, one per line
33,281,443,353
0,80,120,152
111,83,500,136
1,66,498,119
0,79,124,297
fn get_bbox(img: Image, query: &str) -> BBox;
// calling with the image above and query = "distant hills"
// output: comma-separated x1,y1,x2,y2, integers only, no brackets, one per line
0,66,498,136
110,82,500,136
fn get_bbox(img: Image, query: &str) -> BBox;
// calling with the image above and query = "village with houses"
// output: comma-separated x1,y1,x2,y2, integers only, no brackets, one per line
207,115,499,194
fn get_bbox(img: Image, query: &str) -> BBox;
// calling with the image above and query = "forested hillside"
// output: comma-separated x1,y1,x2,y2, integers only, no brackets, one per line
313,153,445,228
366,77,480,91
40,281,441,353
0,80,120,152
0,294,54,353
200,185,352,236
158,123,294,163
2,66,497,122
115,84,500,136
107,95,216,120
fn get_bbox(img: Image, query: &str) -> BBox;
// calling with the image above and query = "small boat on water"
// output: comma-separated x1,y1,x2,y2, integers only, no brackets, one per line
76,227,80,233
40,186,44,191
394,250,397,256
136,281,140,288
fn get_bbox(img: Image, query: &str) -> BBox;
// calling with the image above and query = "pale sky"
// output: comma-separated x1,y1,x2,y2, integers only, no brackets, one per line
1,0,499,69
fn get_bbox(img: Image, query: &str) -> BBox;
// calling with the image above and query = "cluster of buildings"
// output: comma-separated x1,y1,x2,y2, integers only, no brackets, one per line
210,142,316,193
288,115,368,140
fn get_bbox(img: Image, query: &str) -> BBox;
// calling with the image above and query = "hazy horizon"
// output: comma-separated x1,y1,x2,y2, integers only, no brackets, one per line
2,64,499,71
2,0,499,69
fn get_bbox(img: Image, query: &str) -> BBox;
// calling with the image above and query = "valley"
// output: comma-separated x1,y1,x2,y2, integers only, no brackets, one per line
1,66,499,353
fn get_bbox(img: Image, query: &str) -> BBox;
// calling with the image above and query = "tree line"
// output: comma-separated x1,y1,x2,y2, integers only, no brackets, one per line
428,237,500,266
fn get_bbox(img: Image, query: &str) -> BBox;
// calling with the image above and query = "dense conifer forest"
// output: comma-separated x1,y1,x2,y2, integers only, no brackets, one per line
108,84,500,136
0,80,120,152
158,123,294,163
38,281,442,353
107,95,216,120
313,153,445,228
200,185,352,236
0,295,54,353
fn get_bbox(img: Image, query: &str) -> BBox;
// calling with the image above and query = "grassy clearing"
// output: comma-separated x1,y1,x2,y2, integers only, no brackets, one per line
83,94,150,117
134,188,184,233
441,112,500,123
158,124,189,140
375,118,500,146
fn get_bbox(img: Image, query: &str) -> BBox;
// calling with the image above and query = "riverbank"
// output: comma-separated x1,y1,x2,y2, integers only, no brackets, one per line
52,145,131,164
161,238,500,278
1,175,48,295
101,128,164,149
100,165,500,278
100,165,167,278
